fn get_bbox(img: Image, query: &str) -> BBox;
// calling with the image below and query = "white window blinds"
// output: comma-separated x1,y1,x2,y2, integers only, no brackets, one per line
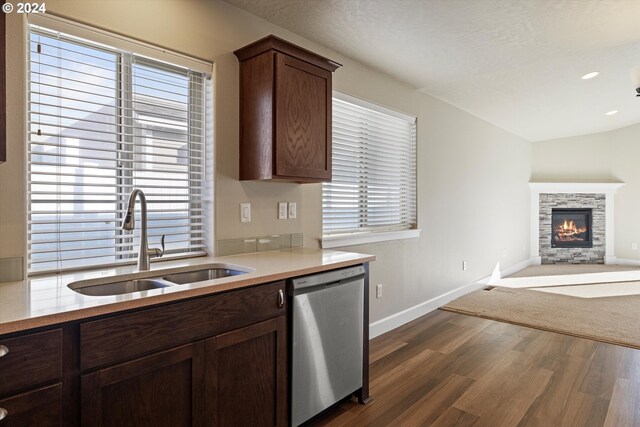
323,93,417,236
27,19,212,274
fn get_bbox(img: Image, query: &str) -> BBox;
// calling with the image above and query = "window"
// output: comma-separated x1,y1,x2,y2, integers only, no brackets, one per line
27,15,213,274
322,92,417,246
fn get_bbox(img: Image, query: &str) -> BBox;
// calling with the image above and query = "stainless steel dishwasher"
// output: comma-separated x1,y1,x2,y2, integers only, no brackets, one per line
288,265,366,426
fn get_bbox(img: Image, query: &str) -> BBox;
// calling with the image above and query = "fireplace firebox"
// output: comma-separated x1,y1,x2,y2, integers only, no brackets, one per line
551,208,592,248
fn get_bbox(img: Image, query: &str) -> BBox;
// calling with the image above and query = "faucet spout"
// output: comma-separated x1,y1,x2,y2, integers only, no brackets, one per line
121,189,164,271
122,188,145,231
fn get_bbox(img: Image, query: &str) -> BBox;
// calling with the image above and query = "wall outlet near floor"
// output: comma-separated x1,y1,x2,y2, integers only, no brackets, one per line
633,243,638,250
288,202,297,219
376,284,383,299
462,260,468,271
501,249,507,258
278,202,288,220
240,203,251,223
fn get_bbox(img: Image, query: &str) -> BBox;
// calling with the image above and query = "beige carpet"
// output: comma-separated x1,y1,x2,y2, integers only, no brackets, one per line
443,264,640,349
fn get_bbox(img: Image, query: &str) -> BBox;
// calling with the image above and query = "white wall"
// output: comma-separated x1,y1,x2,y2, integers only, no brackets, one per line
0,0,532,327
532,132,613,182
532,123,640,262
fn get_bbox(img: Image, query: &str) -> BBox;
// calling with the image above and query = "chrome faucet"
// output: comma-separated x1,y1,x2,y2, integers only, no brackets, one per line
121,188,165,271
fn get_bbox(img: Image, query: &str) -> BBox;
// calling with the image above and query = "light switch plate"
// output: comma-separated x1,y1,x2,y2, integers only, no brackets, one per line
288,202,297,219
240,203,251,223
278,202,288,220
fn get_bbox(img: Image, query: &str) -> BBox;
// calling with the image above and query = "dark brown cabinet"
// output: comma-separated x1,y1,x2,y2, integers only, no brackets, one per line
234,35,341,182
0,11,6,164
81,343,205,427
80,318,287,427
79,282,285,371
79,282,287,427
206,317,287,427
0,329,63,426
0,384,62,427
0,329,62,397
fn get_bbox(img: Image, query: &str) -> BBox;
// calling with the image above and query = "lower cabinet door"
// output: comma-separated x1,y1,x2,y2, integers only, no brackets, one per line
0,384,62,427
206,316,287,427
81,343,205,427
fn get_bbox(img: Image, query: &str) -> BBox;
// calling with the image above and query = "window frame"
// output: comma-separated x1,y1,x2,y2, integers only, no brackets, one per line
26,15,213,275
321,91,420,248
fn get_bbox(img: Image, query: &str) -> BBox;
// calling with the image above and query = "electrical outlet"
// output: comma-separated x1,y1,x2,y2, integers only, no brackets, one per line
240,203,251,223
462,260,468,271
376,284,382,299
502,249,507,258
288,202,297,219
278,202,288,220
633,243,638,250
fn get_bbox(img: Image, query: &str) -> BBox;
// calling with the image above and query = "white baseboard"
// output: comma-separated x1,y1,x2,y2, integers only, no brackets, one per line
605,256,618,265
369,258,532,339
530,256,542,265
369,279,486,339
616,258,640,266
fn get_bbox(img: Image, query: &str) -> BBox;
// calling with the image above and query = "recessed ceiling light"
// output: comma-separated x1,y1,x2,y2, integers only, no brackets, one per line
606,110,618,116
582,72,599,80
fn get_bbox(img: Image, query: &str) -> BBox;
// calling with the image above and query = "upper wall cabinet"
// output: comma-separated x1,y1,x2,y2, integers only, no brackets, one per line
234,35,341,182
0,12,6,164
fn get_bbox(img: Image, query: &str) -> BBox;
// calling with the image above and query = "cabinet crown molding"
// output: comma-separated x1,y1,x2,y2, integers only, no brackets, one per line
234,34,342,72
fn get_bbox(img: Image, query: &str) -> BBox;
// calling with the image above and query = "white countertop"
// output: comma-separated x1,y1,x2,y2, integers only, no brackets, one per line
0,248,375,335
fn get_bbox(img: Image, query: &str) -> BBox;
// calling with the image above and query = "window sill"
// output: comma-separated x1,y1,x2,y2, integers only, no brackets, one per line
321,229,421,249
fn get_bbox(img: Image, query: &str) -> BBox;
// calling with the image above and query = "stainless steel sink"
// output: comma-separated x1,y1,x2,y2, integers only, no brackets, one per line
162,268,247,285
69,279,172,296
68,264,252,296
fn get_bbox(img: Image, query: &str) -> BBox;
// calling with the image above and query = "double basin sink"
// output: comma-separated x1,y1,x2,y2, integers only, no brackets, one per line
68,265,250,297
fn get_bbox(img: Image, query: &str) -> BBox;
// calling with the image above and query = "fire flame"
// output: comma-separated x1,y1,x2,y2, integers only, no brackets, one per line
562,219,577,232
554,219,587,242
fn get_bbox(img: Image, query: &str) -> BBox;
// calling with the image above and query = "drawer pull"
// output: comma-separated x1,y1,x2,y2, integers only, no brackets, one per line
0,407,7,420
277,289,284,308
0,345,7,358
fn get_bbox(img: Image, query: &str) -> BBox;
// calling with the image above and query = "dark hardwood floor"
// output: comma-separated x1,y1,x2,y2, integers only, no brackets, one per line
311,309,640,427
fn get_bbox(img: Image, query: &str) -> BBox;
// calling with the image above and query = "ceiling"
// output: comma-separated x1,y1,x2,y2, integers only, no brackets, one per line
224,0,640,142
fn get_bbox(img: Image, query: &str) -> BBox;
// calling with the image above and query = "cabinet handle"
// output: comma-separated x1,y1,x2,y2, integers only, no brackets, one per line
0,345,7,358
277,289,284,308
0,407,7,420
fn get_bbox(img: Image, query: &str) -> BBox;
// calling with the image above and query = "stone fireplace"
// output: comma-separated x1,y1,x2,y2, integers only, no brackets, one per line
540,194,603,263
529,182,624,265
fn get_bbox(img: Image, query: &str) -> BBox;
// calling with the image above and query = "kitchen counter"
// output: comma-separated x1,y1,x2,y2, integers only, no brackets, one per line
0,248,375,335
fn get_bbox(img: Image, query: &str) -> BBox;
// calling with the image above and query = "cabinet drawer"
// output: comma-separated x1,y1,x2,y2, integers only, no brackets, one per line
80,282,285,370
0,329,62,397
0,383,62,426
